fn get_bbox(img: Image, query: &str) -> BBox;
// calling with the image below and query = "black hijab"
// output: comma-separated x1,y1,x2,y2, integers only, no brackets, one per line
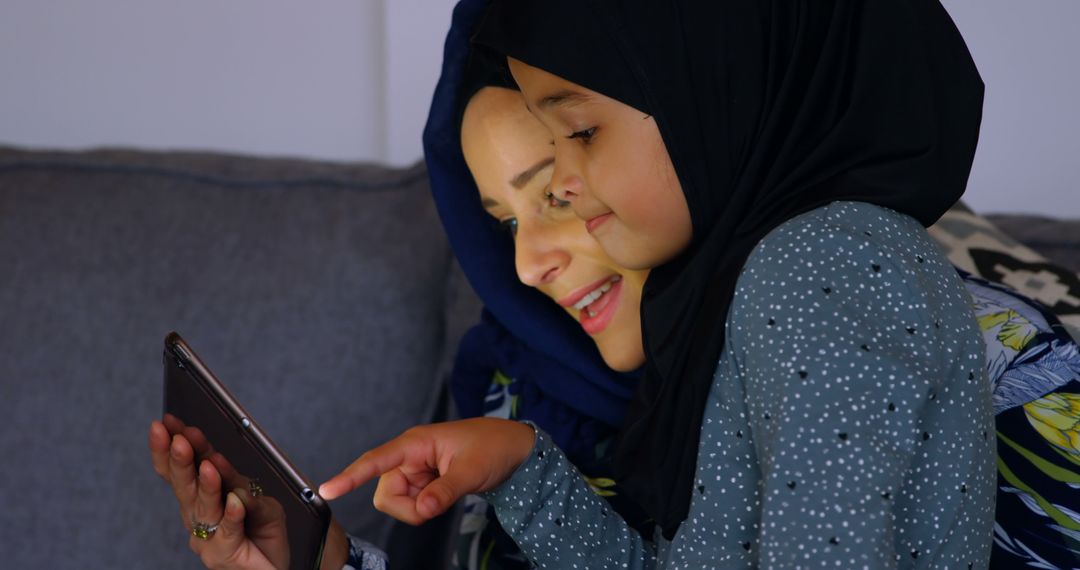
475,0,983,539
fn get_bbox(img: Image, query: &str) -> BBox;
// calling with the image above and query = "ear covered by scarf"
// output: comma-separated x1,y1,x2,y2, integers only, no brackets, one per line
476,0,983,538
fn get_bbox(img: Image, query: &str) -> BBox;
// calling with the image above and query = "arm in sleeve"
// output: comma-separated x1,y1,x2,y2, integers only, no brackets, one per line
481,424,658,569
730,217,984,568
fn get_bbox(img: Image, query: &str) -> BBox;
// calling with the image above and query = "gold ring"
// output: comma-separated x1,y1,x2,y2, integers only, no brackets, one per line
191,518,221,540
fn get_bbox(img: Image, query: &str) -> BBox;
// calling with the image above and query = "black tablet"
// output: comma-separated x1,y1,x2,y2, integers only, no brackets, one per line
162,332,331,570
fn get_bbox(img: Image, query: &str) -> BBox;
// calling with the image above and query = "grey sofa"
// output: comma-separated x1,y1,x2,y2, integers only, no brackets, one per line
0,146,480,569
1,146,1077,569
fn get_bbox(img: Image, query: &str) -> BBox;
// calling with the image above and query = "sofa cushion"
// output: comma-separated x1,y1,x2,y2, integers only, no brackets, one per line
984,213,1080,274
0,147,473,567
929,202,1080,342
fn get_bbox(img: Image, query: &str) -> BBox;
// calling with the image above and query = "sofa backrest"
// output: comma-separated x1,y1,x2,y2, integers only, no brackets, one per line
0,147,480,568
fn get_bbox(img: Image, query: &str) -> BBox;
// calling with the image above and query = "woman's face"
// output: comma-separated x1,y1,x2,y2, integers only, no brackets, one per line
461,87,647,372
508,58,692,271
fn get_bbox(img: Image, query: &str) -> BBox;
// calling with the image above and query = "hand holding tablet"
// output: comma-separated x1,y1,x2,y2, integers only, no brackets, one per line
151,332,334,570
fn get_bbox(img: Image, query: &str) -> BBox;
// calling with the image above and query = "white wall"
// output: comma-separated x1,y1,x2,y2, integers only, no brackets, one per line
941,0,1080,217
0,0,393,162
383,0,459,166
0,0,1076,216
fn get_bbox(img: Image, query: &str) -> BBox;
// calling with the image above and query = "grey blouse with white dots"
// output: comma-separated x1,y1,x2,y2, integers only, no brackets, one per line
482,202,996,569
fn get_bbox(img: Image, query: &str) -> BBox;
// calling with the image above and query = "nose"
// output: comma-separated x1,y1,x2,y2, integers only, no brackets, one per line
514,220,570,287
550,151,584,203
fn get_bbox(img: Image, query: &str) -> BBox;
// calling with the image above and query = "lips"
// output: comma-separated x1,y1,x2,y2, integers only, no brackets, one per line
584,212,613,234
556,276,623,335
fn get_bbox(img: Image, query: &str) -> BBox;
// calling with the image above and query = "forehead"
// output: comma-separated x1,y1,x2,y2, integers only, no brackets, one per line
461,89,554,192
508,59,593,112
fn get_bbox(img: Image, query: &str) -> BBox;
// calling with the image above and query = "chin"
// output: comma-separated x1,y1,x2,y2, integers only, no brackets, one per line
607,248,653,272
598,349,646,373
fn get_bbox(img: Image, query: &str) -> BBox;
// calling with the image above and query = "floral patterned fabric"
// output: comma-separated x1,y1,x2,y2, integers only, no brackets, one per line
928,202,1080,343
966,273,1080,569
450,371,649,570
344,536,388,570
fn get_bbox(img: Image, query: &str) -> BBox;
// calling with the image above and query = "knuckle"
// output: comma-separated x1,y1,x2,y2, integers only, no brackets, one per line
200,552,222,570
401,425,426,439
219,546,245,568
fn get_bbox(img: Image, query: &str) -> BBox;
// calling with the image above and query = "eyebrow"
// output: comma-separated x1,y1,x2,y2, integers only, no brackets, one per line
509,156,555,189
537,89,591,110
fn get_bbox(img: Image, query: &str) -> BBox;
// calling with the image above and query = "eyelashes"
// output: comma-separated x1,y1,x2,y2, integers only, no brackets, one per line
567,127,597,144
494,189,569,240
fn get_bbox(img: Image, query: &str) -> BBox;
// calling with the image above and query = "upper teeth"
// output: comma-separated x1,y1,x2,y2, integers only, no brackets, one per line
573,276,621,311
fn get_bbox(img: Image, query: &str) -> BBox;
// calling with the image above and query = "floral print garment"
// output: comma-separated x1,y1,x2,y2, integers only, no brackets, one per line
451,370,648,570
967,273,1080,569
344,536,387,570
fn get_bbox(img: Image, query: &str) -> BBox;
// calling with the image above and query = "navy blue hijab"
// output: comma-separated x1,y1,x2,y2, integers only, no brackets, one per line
423,0,640,465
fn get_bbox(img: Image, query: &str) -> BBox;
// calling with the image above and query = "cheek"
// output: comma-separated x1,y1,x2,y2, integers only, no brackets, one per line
619,149,687,232
583,142,650,215
645,137,691,238
599,302,646,371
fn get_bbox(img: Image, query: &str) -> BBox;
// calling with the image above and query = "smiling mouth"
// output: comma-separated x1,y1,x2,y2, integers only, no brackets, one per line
560,275,623,335
573,276,620,313
584,213,613,233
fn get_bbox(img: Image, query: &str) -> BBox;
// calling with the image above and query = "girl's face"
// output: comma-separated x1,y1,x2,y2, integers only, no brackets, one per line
461,87,647,372
508,58,692,271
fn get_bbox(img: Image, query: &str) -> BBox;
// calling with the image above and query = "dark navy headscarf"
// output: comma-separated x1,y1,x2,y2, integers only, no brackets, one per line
423,0,640,466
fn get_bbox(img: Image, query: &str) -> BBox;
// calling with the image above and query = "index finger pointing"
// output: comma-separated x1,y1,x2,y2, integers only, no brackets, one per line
318,440,412,501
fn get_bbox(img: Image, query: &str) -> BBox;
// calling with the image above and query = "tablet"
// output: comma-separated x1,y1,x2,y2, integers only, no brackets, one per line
162,332,331,570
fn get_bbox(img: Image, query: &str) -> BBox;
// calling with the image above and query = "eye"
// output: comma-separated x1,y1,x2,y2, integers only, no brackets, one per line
545,190,570,209
567,127,597,144
498,217,518,237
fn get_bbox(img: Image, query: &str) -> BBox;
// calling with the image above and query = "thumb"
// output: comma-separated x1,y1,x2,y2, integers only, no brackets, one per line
415,468,473,519
212,491,247,550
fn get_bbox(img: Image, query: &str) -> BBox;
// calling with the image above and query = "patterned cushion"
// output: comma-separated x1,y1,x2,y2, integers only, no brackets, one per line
935,204,1080,568
929,202,1080,343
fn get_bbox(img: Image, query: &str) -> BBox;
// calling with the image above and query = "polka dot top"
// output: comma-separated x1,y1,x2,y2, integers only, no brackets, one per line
482,202,997,569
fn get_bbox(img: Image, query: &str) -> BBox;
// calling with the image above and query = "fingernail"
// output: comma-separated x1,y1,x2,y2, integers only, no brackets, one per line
226,492,241,513
420,496,438,518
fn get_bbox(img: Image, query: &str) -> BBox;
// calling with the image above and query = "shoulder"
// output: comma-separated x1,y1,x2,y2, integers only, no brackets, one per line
733,201,958,308
740,201,939,279
721,201,984,413
727,201,975,363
